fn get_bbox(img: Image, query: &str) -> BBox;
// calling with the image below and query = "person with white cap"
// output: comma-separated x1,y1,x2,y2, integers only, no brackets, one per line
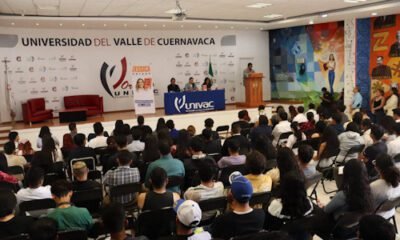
210,172,265,239
159,200,211,240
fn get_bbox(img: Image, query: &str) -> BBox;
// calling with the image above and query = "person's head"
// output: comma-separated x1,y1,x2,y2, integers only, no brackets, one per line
229,173,253,204
280,171,309,217
26,167,45,188
166,119,175,130
288,105,297,116
102,203,128,236
291,121,303,139
352,112,363,127
331,112,342,125
359,215,395,240
107,136,117,150
137,115,145,125
297,106,305,114
29,218,58,240
187,125,196,136
353,86,359,93
170,77,176,84
62,133,74,149
306,112,314,122
377,56,384,65
231,123,241,134
156,117,166,131
158,140,171,156
115,135,128,149
393,108,400,119
93,122,104,136
338,104,346,113
115,119,124,130
203,77,211,85
189,136,204,153
175,200,202,232
116,150,133,166
370,124,385,141
72,161,88,181
247,62,253,69
279,111,288,121
346,122,360,134
298,144,314,165
321,87,327,93
68,122,77,133
382,116,397,134
238,110,247,120
342,159,373,213
329,53,335,61
3,141,15,155
0,189,17,218
375,154,400,188
8,131,19,143
361,118,372,131
136,78,144,89
391,87,398,96
245,150,266,175
51,180,73,203
150,167,168,189
258,105,265,111
227,139,240,155
277,147,301,180
258,115,269,126
39,126,51,138
315,120,327,134
73,133,86,147
308,103,315,110
204,118,214,129
321,126,339,146
42,136,56,153
198,158,218,183
376,88,384,97
189,77,194,84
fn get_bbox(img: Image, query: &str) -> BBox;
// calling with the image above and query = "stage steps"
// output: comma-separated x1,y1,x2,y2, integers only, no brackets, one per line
0,125,12,151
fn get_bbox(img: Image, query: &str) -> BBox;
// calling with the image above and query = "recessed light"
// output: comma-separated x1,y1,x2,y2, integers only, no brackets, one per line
81,23,85,27
35,23,39,26
309,20,314,24
263,14,283,19
371,12,378,16
230,26,234,29
165,8,186,14
198,25,202,28
245,27,249,30
103,23,107,27
59,23,63,27
123,23,127,27
344,0,367,3
215,25,218,29
260,27,264,30
247,3,272,8
144,24,147,27
162,24,166,28
180,25,184,28
321,14,328,18
11,22,15,26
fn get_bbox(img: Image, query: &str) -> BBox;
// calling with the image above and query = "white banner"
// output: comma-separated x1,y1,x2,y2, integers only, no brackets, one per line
132,65,155,114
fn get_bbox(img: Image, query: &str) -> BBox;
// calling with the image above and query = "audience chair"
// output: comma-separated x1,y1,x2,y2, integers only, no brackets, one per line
71,187,103,217
249,191,271,209
6,165,24,176
374,196,400,233
216,125,229,139
208,153,222,162
316,148,340,195
109,182,142,211
18,198,56,216
166,175,184,191
218,164,248,187
136,207,176,239
305,172,322,202
70,157,96,180
334,144,365,166
94,147,108,165
240,128,251,138
329,212,364,240
58,229,88,240
43,172,66,186
88,170,102,182
198,196,228,226
0,181,18,192
2,234,29,240
276,131,293,148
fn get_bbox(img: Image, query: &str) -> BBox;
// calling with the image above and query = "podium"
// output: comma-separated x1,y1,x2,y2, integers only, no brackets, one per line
238,73,264,108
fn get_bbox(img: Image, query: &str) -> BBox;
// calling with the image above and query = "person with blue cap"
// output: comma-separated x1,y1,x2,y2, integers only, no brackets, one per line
210,172,265,239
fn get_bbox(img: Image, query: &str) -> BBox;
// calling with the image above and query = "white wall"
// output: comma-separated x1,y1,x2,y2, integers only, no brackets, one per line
0,27,270,122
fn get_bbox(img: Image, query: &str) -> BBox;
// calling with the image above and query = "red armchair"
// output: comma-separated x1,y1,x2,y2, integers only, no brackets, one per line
63,95,104,117
22,98,53,126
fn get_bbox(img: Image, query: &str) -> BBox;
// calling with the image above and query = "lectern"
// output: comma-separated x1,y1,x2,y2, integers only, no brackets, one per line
239,73,264,108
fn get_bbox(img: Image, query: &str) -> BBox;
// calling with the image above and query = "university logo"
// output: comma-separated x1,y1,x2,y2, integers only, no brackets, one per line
100,57,133,98
174,95,214,113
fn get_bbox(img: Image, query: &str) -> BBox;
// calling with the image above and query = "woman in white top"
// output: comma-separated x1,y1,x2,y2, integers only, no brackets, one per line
327,54,336,94
286,122,306,149
384,87,399,117
36,126,60,149
370,154,400,219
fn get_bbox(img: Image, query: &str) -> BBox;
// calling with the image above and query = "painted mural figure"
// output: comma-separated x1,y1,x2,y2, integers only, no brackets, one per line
371,56,392,79
324,54,336,94
389,31,400,58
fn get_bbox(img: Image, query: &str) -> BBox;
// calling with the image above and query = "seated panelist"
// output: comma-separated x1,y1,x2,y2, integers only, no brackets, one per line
167,77,181,93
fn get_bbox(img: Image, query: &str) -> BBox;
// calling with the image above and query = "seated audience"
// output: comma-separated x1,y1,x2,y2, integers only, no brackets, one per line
16,167,51,203
145,140,185,193
142,135,160,163
29,217,58,240
244,150,272,193
298,144,317,179
272,111,292,146
127,128,145,152
138,167,180,211
338,105,349,125
267,147,302,187
231,110,251,130
72,161,101,191
314,126,340,169
359,215,396,240
351,112,363,130
0,189,34,238
166,119,179,141
88,122,108,149
361,118,373,147
288,105,298,121
204,118,219,140
292,106,307,124
8,131,20,152
387,122,400,157
362,124,387,177
286,122,306,149
211,173,265,239
68,122,78,139
132,115,153,141
370,154,400,219
3,141,28,171
47,180,93,231
37,126,59,149
330,112,344,135
218,140,246,168
249,115,272,143
61,133,76,159
311,120,326,138
382,116,397,143
201,129,222,154
17,139,35,158
336,122,364,164
112,120,124,137
31,136,63,173
300,112,316,133
221,123,250,156
252,135,277,163
103,150,140,205
68,133,96,164
156,118,168,133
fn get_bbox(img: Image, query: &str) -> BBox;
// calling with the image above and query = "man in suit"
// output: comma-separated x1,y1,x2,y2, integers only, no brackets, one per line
221,123,250,156
372,56,392,79
389,31,400,58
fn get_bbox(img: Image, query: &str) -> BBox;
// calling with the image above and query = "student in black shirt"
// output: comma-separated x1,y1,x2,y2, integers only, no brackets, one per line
168,77,181,92
0,189,35,238
211,173,265,239
72,161,101,191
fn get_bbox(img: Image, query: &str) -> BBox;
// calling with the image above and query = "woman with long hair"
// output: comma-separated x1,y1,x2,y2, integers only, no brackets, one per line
112,119,124,136
202,77,212,91
36,126,59,149
314,126,340,169
266,147,302,187
142,135,160,163
61,133,76,159
32,136,63,173
174,129,192,160
381,115,397,143
370,89,385,124
253,135,277,170
286,122,306,149
155,118,167,133
371,154,400,219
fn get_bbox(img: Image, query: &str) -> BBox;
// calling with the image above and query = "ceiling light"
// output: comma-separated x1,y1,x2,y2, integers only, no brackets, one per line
144,24,147,27
35,23,39,26
344,0,367,3
215,25,218,29
103,23,107,27
180,25,184,28
371,12,378,16
11,22,15,26
81,23,85,27
309,20,314,24
165,8,186,14
260,27,264,30
123,23,127,27
246,3,272,8
263,14,283,19
59,23,63,27
230,26,234,29
162,24,166,27
198,25,202,28
321,14,328,18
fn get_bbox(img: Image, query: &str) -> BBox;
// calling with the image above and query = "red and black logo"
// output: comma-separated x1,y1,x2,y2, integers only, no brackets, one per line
100,57,132,98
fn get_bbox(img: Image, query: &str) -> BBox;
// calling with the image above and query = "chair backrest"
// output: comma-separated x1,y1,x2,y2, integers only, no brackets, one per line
276,131,293,147
166,175,184,189
198,196,227,212
6,166,24,175
43,172,65,186
109,182,142,199
2,234,30,240
88,170,102,182
333,166,344,190
58,229,88,240
393,153,400,163
19,198,56,216
240,128,251,138
219,164,248,186
136,207,176,239
331,212,364,239
305,172,322,189
71,187,103,214
216,125,229,132
375,196,400,213
0,181,18,192
342,144,365,162
249,192,271,208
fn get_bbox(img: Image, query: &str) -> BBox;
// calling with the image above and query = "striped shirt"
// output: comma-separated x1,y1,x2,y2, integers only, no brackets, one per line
103,166,140,204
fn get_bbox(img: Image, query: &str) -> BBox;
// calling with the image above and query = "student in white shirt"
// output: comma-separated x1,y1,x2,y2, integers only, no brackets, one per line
286,122,306,149
306,103,319,122
336,122,364,164
126,128,145,152
3,142,28,169
292,106,307,124
370,154,400,219
87,122,108,149
361,118,373,148
393,108,400,123
16,167,51,204
384,87,398,117
387,123,400,157
272,112,292,146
